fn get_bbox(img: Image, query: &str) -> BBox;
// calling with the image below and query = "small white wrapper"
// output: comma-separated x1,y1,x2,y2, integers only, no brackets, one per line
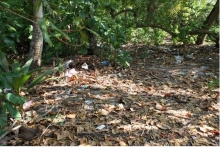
85,100,93,105
96,124,105,130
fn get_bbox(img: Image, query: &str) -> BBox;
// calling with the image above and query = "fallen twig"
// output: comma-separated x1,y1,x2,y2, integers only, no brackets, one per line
0,120,17,140
0,106,55,141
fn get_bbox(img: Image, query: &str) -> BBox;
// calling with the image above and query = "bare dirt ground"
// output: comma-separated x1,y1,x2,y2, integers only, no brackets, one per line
1,44,219,146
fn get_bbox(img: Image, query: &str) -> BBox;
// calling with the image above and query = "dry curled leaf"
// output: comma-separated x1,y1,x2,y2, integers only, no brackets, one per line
66,113,77,119
208,129,220,135
155,103,166,111
156,123,171,130
54,131,70,140
119,140,127,146
18,126,41,141
97,109,109,116
164,93,170,97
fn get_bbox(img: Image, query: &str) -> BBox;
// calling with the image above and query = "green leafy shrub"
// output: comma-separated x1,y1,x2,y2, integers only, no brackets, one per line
208,78,219,90
115,50,132,67
0,51,55,128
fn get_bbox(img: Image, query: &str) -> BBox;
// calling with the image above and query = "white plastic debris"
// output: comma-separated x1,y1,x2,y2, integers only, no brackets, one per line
85,100,93,105
3,88,12,93
96,124,105,130
63,60,73,69
117,72,122,77
174,55,184,64
64,68,78,77
116,103,124,110
84,105,94,110
186,53,194,59
23,100,33,110
81,62,88,70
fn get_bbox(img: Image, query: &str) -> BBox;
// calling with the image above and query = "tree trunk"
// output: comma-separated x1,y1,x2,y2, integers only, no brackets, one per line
85,15,97,55
196,0,219,45
28,0,43,69
87,30,97,55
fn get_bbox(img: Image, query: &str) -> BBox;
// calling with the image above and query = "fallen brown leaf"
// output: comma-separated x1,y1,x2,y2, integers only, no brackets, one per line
66,113,77,119
18,126,41,141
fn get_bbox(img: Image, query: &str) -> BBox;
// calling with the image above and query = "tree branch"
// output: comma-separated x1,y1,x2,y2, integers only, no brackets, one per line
136,24,177,37
110,8,135,18
0,5,35,24
189,30,218,36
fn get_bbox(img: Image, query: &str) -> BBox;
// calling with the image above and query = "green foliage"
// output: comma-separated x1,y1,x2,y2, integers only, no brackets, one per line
34,0,43,14
0,50,55,128
0,51,54,93
0,0,218,68
208,78,219,90
0,91,26,127
0,86,26,128
115,50,132,67
0,1,31,54
38,18,52,46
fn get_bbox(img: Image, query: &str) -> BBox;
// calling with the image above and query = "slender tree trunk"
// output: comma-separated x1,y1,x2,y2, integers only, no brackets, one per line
85,15,97,55
28,0,43,69
196,0,219,45
87,30,97,55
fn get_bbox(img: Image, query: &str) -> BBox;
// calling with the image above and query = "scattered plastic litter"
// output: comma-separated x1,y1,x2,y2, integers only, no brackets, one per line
3,88,12,93
96,124,105,130
64,68,78,77
63,60,73,69
174,55,184,64
81,85,88,89
186,53,194,59
81,62,88,69
101,61,108,66
85,100,93,105
23,100,33,110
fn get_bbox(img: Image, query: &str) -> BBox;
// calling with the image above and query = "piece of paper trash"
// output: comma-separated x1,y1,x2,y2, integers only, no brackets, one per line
64,68,78,77
85,100,93,105
23,100,33,110
96,124,105,130
81,62,88,70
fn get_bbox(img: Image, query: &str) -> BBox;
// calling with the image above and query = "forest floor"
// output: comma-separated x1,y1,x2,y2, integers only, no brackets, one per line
1,44,219,146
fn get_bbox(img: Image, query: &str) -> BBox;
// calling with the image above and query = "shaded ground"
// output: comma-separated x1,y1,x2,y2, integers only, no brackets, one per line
1,44,219,146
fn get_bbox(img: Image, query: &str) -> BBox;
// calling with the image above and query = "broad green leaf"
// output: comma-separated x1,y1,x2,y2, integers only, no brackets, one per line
80,31,88,42
5,93,26,105
6,25,16,32
12,60,20,73
12,73,32,93
85,28,101,38
49,21,70,41
5,103,22,120
0,107,7,128
0,50,9,71
27,68,55,90
38,18,52,46
34,0,43,14
20,58,33,74
3,37,15,46
0,74,10,88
